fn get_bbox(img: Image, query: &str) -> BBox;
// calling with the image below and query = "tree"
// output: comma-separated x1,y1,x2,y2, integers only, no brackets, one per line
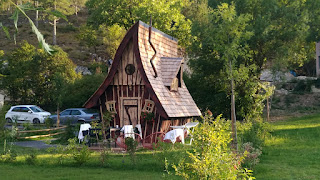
76,25,101,54
85,0,192,47
1,41,80,111
70,0,86,16
100,24,126,59
42,0,74,45
60,74,105,110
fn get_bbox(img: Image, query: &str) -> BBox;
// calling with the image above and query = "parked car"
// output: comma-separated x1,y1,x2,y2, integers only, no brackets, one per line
48,108,100,125
5,105,51,124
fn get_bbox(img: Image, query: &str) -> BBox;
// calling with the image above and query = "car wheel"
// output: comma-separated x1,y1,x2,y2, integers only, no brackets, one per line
6,118,12,123
33,118,40,124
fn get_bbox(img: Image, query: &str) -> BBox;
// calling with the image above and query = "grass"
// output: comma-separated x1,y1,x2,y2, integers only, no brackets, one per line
0,141,183,180
254,113,320,179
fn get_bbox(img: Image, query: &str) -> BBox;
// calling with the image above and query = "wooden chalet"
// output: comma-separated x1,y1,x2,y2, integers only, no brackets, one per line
84,21,201,137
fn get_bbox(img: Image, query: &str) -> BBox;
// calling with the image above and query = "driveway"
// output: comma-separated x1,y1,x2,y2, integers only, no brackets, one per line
13,140,57,149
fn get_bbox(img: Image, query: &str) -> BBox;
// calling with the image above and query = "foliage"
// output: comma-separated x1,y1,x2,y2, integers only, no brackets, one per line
99,24,126,59
141,112,154,122
173,114,254,179
293,79,314,93
67,138,91,165
22,122,32,130
99,147,110,166
125,137,138,165
87,61,108,74
86,0,192,47
56,120,77,144
76,25,101,53
0,104,10,138
60,74,104,110
185,2,258,121
25,152,37,165
240,142,262,169
45,118,54,128
1,42,79,111
237,119,272,149
0,1,67,54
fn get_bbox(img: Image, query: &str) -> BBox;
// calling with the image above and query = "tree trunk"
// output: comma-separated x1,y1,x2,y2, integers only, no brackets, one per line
53,1,57,45
230,60,238,151
35,1,39,27
57,103,60,127
53,18,57,45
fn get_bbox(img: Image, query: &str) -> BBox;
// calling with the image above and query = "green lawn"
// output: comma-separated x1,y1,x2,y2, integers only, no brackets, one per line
0,144,183,180
254,114,320,179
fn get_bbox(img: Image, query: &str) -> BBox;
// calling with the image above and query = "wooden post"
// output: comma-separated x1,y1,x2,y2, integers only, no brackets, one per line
267,97,270,122
99,99,107,140
56,103,60,127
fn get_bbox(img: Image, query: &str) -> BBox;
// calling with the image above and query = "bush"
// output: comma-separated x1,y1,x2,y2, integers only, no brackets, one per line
240,142,262,169
45,118,54,128
125,137,138,165
237,119,272,149
172,114,254,179
25,153,37,165
67,138,91,165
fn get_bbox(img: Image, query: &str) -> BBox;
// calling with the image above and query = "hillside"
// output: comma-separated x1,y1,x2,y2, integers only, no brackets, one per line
0,9,108,67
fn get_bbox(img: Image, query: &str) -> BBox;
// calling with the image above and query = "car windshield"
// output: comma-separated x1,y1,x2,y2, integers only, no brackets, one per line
82,109,98,114
29,106,45,112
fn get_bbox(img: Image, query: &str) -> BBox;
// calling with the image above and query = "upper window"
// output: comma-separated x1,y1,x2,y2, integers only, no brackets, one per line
143,100,155,113
106,101,116,113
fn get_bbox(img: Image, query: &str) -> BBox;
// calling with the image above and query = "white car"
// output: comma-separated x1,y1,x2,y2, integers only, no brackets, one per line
5,105,51,124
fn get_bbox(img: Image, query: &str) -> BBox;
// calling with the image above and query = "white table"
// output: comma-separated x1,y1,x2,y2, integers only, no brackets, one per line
164,129,185,144
78,123,91,142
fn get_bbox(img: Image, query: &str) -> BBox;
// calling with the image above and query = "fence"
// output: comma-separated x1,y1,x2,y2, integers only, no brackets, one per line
17,126,67,139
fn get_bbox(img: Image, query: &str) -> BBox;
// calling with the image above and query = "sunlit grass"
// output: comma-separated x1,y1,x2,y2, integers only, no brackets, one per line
255,113,320,179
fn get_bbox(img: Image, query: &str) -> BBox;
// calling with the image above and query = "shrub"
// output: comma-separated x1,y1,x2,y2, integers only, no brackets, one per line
100,147,110,166
125,137,138,165
25,153,37,165
173,114,254,179
45,118,54,128
240,142,262,169
0,152,17,163
237,119,271,149
67,138,91,165
22,122,32,130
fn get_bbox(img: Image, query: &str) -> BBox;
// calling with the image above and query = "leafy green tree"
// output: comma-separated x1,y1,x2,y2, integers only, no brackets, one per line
100,24,126,59
186,3,259,121
60,74,105,110
86,0,192,47
76,25,101,53
1,41,79,110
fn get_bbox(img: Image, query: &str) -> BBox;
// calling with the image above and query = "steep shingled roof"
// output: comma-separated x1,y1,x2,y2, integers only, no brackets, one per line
84,21,201,118
137,21,201,117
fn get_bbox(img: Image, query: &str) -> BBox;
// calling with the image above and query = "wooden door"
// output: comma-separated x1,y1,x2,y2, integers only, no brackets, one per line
122,99,139,126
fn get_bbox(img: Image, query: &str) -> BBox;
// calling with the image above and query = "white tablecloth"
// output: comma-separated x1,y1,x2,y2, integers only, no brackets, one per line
78,123,91,142
164,129,184,144
121,125,135,139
